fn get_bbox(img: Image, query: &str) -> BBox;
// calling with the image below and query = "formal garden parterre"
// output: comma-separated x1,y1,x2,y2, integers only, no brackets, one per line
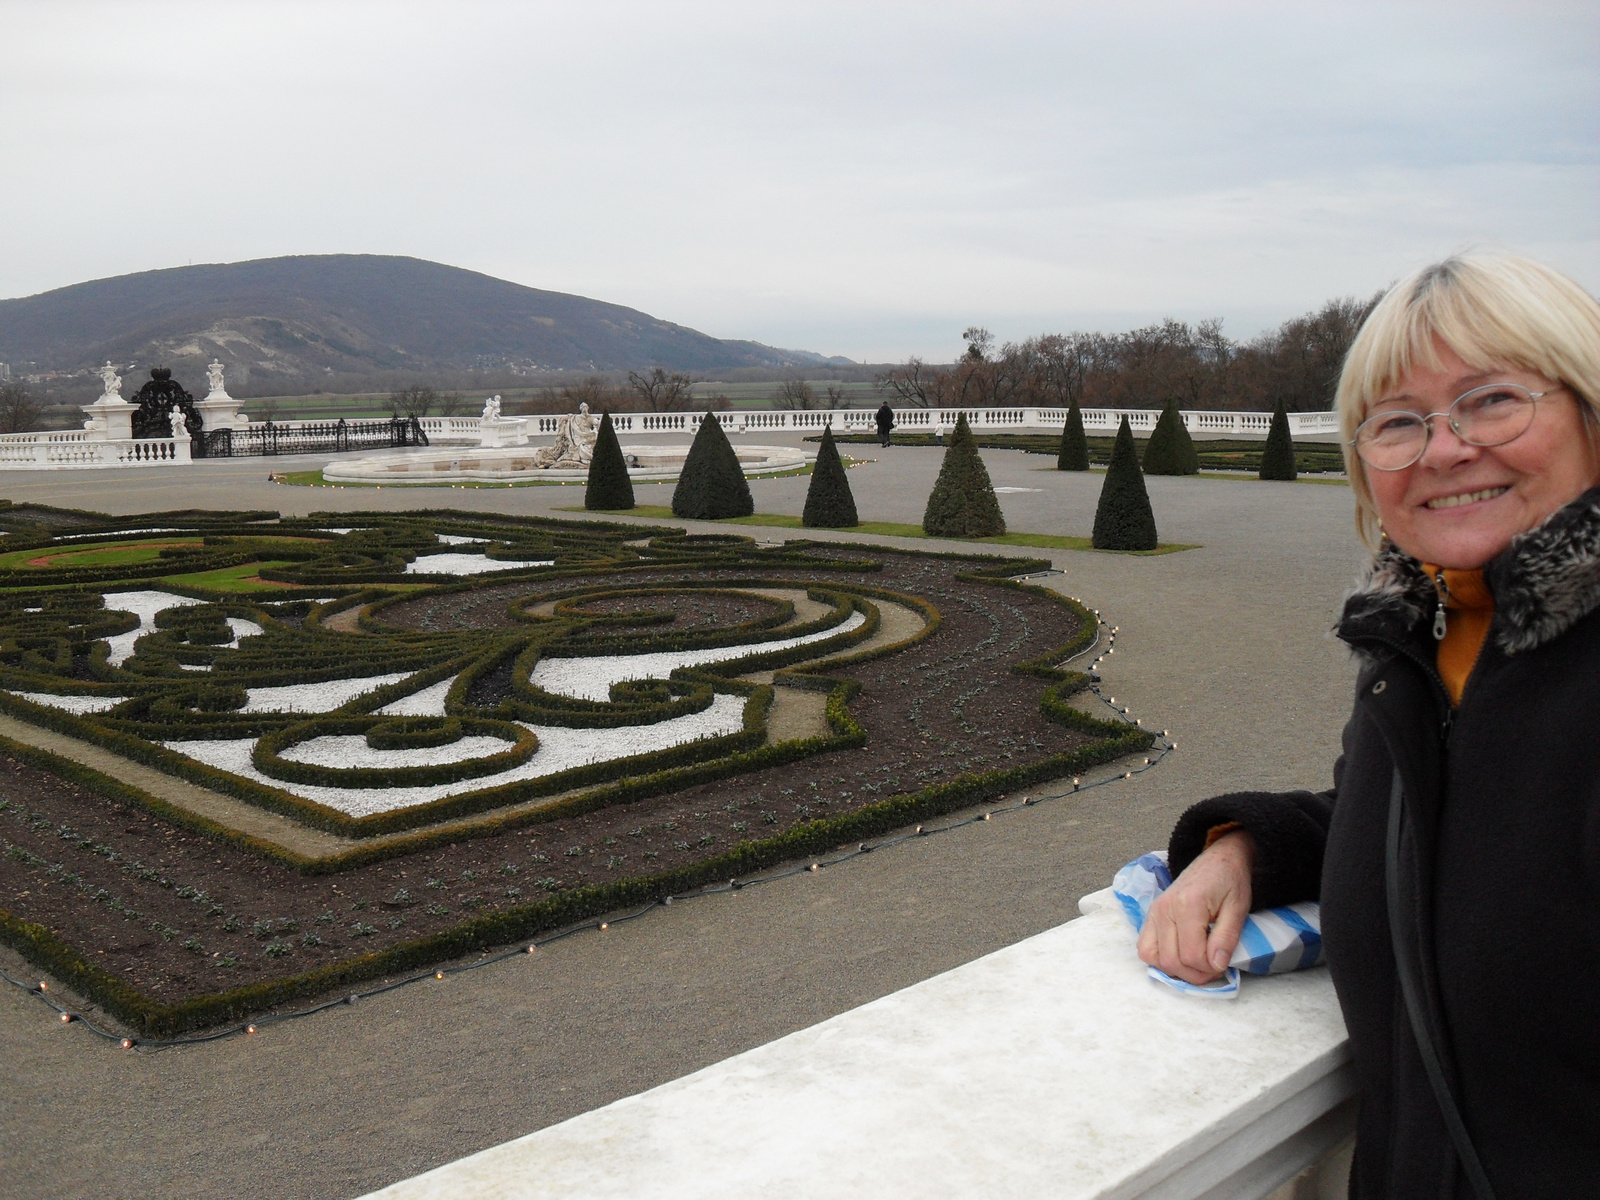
0,501,1151,1035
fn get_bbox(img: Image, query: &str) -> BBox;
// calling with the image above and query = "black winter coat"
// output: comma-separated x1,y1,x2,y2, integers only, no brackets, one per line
1170,486,1600,1199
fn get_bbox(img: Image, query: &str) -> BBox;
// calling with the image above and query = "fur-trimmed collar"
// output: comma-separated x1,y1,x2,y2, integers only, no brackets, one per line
1338,485,1600,656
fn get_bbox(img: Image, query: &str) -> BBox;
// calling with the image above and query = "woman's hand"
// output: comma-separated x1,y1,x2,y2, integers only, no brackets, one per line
1136,830,1256,984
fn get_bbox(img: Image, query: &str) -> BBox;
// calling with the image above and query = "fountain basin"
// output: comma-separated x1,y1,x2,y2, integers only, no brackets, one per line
321,443,812,484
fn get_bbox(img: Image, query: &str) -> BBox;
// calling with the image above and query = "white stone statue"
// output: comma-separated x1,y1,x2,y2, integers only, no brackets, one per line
98,361,123,399
481,395,502,423
530,402,600,469
170,409,188,440
205,360,227,398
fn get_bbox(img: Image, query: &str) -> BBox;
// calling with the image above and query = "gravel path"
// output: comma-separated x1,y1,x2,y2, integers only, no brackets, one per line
0,440,1364,1200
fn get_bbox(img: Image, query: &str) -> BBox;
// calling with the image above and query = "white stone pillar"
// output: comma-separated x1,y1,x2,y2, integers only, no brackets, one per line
81,362,136,441
194,359,248,431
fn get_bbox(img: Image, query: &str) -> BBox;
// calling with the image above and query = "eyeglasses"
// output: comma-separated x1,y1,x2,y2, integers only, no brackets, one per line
1349,383,1563,471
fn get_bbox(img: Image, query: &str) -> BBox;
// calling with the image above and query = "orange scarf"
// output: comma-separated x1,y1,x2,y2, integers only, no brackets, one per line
1421,566,1494,707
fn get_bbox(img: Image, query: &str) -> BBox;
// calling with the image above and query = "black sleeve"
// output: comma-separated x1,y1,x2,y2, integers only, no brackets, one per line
1167,784,1335,908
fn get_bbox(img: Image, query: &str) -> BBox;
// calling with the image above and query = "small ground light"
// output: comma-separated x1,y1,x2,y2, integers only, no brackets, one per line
809,863,819,872
246,1024,257,1035
59,1012,71,1023
38,981,47,991
599,922,609,930
435,971,445,979
121,1038,135,1049
526,945,537,954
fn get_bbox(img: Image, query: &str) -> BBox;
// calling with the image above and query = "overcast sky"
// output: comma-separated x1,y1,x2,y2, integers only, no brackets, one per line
2,1,1595,361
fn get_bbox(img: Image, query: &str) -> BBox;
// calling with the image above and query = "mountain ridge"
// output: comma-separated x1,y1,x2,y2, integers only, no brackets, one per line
0,255,852,391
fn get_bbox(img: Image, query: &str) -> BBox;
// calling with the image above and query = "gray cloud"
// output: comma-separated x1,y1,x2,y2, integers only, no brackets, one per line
1,0,1594,361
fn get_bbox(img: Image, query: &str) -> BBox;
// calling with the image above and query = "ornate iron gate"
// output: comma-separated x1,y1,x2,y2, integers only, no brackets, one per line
199,416,429,458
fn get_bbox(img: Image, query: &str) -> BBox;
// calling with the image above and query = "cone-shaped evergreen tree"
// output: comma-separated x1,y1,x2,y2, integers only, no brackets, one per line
922,413,1006,537
1057,399,1090,470
802,425,858,528
672,413,754,519
584,411,634,510
1259,400,1298,481
1141,399,1199,475
1092,416,1159,550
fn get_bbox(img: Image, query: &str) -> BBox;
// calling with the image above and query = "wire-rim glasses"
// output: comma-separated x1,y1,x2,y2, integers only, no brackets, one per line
1349,383,1561,472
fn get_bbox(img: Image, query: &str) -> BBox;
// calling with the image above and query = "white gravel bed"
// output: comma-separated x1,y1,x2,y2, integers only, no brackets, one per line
435,533,488,545
225,617,265,644
403,552,553,576
376,677,455,716
279,733,511,769
165,693,747,816
531,610,868,702
101,591,207,667
11,692,130,714
238,672,413,714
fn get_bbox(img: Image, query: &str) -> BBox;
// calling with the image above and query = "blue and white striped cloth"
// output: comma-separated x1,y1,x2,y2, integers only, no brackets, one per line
1112,851,1324,999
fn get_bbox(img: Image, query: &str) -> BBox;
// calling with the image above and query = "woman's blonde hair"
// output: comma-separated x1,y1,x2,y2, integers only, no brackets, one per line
1336,252,1600,550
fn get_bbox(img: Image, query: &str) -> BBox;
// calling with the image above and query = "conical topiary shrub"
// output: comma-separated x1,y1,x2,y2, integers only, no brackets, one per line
584,411,634,510
922,413,1006,537
1141,399,1198,475
1259,400,1297,481
672,413,754,519
802,425,858,528
1057,399,1089,470
1092,416,1158,550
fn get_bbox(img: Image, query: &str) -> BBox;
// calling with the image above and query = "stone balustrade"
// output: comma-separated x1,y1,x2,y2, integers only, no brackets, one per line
0,429,191,469
363,892,1355,1200
421,406,1341,444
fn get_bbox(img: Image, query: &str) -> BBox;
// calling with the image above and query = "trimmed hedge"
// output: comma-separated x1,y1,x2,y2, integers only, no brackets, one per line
672,415,753,520
1142,400,1199,475
1260,400,1297,480
1092,417,1158,551
585,412,635,510
802,426,859,528
1058,400,1090,471
922,414,1005,538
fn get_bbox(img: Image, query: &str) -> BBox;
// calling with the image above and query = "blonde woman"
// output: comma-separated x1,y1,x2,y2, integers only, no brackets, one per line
1139,253,1600,1198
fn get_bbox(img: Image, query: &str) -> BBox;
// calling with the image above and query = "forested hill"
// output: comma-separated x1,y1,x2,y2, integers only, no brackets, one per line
0,255,849,392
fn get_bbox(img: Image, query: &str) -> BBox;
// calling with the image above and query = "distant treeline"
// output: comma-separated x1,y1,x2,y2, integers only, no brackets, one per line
876,294,1382,414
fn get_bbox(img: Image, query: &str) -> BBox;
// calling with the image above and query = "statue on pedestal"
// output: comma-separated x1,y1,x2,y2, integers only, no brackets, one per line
170,409,188,441
205,360,228,399
482,395,502,423
98,361,123,400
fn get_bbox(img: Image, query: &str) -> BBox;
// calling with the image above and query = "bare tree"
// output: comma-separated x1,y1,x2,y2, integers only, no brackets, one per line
962,326,995,362
388,386,441,418
873,356,946,407
824,384,849,407
773,377,820,409
0,382,44,434
626,367,695,412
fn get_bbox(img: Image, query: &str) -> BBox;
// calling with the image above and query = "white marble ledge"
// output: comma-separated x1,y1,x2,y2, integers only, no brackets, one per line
364,893,1353,1200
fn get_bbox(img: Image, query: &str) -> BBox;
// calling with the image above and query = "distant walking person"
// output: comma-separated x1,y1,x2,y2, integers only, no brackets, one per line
875,401,894,447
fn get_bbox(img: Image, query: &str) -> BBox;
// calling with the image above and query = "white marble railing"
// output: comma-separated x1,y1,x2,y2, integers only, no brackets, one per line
418,406,1340,444
0,431,191,469
363,892,1355,1200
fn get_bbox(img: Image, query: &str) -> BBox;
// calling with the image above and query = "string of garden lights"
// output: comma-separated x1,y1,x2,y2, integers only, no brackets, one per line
0,605,1174,1050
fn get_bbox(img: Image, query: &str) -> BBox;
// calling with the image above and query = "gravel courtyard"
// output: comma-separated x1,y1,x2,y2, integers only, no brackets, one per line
0,435,1365,1200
